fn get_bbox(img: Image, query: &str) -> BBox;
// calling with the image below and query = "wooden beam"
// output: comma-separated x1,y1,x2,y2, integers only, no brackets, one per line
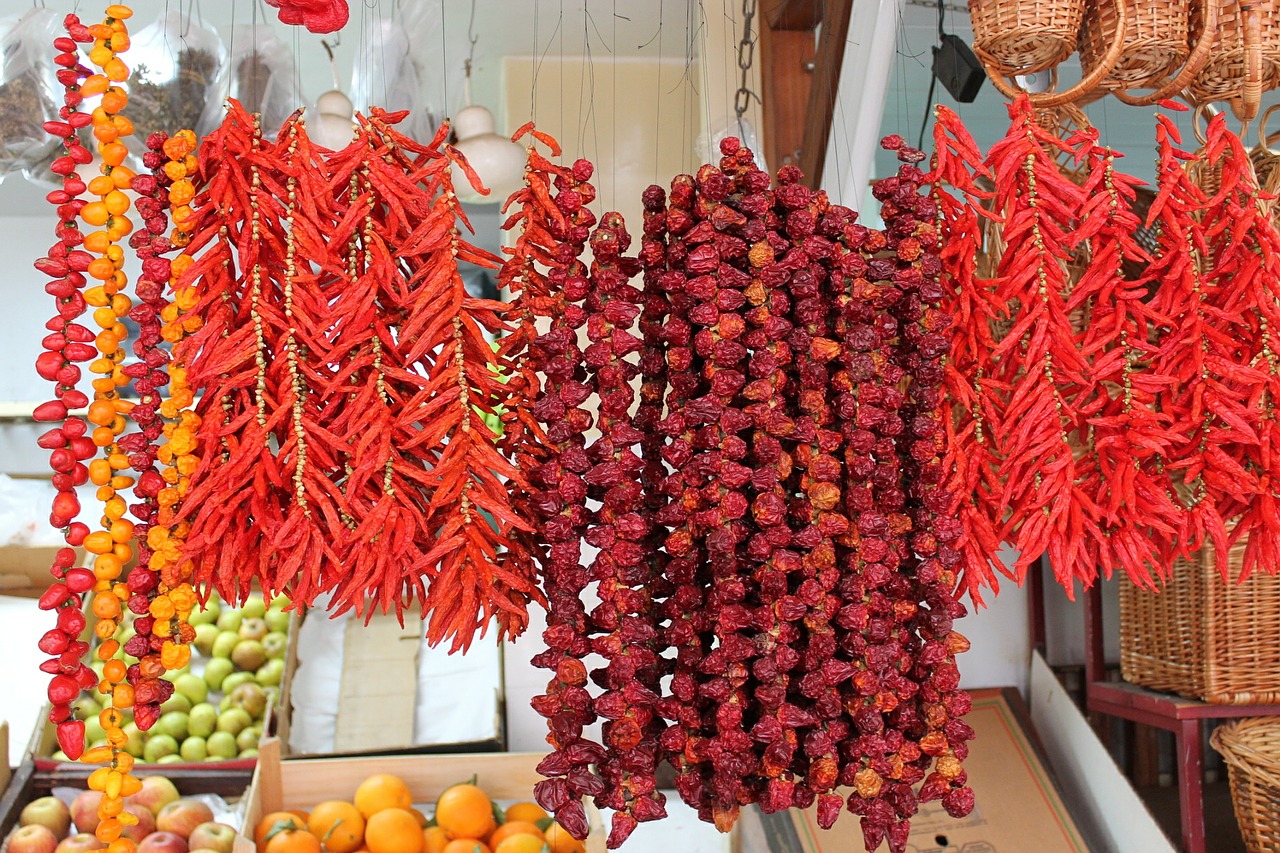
759,13,816,171
799,0,853,188
762,0,825,31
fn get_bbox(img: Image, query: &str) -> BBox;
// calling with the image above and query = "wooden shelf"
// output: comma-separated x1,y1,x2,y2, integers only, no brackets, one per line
1078,580,1280,853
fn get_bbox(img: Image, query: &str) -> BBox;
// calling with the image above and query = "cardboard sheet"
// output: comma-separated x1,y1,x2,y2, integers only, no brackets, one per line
759,688,1088,852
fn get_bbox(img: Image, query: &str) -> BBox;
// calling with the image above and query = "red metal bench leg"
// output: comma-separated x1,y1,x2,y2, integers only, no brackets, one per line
1177,718,1206,853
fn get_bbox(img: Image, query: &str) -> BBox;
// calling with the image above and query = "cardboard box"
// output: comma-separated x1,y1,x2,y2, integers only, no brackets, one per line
0,547,83,598
236,738,605,853
277,609,504,758
754,688,1088,852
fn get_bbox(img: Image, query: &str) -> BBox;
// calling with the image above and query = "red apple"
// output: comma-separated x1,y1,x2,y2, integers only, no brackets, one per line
19,796,72,838
8,824,59,853
55,833,107,853
155,801,214,840
137,832,188,853
186,824,236,853
128,777,181,817
121,803,157,843
71,791,104,834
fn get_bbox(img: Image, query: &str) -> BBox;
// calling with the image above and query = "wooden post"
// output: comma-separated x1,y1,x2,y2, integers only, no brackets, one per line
798,0,853,188
759,10,816,171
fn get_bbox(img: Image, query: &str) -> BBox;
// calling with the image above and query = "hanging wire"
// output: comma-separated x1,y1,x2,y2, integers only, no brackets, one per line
654,0,663,183
732,0,759,145
916,0,946,150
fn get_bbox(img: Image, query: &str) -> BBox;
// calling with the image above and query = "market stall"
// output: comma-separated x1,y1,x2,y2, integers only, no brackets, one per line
3,1,1280,852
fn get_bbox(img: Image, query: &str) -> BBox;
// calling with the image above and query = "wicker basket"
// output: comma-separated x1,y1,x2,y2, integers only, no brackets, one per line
1119,540,1280,704
1189,0,1279,108
1080,0,1191,90
1211,718,1280,852
969,0,1088,74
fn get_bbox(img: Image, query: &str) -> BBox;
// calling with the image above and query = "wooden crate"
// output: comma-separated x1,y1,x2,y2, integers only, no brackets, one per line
275,609,504,758
236,739,605,853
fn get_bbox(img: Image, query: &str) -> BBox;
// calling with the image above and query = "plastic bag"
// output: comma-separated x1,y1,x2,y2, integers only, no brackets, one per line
199,25,302,140
0,9,62,184
125,10,225,153
350,18,437,143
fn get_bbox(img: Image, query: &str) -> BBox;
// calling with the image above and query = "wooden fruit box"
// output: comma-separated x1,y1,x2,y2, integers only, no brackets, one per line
236,738,606,853
29,609,299,772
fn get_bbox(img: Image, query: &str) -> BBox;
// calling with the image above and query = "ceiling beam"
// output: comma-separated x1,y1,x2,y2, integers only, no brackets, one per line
762,0,825,31
799,0,853,188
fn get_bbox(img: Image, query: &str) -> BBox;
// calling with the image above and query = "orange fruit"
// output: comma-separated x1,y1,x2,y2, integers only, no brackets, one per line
423,828,449,853
434,784,495,841
541,824,584,853
492,837,549,853
257,813,304,847
441,842,489,853
355,774,414,818
486,823,542,848
408,809,429,828
501,804,547,826
292,811,313,825
309,802,366,853
364,808,423,853
264,828,323,853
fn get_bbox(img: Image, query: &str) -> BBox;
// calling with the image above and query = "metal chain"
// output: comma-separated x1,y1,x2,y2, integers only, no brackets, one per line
734,0,760,139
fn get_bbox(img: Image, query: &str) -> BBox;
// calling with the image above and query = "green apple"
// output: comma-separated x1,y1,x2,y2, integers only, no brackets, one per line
187,599,220,626
255,659,284,688
236,726,259,751
205,731,237,759
262,632,288,660
231,640,266,672
238,618,268,642
156,754,184,765
160,693,191,715
238,748,258,759
263,609,290,634
155,711,189,741
211,631,240,660
179,736,208,762
188,703,217,739
175,673,208,706
221,672,254,694
204,658,235,692
218,696,232,712
264,686,280,706
215,609,243,633
216,708,252,736
193,623,219,657
76,695,102,719
122,722,143,758
143,734,178,763
229,683,267,718
83,717,106,746
51,750,68,762
240,598,267,620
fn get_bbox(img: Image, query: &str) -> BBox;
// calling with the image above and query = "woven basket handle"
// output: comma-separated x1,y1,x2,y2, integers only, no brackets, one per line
1231,2,1263,121
1211,725,1280,791
1259,103,1280,149
977,0,1129,107
1113,0,1220,106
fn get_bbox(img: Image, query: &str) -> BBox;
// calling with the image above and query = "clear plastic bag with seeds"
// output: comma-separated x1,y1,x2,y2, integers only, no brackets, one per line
350,17,437,143
0,9,62,185
124,10,225,154
198,25,302,140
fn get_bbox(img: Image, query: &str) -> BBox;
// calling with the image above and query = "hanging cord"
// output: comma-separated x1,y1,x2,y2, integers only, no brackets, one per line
734,0,759,143
463,0,479,105
916,0,945,150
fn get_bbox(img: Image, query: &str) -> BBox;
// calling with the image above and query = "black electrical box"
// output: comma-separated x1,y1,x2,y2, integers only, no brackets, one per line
933,34,985,103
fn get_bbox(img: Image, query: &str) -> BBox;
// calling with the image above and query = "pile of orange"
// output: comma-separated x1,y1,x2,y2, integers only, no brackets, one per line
253,772,587,853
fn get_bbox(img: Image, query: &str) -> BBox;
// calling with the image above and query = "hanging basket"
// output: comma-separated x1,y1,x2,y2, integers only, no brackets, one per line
1211,718,1280,852
969,0,1089,74
1251,104,1280,190
977,0,1129,107
1189,0,1276,120
1079,0,1191,90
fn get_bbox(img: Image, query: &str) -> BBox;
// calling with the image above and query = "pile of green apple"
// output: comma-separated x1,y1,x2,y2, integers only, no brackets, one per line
50,593,291,764
8,776,240,853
